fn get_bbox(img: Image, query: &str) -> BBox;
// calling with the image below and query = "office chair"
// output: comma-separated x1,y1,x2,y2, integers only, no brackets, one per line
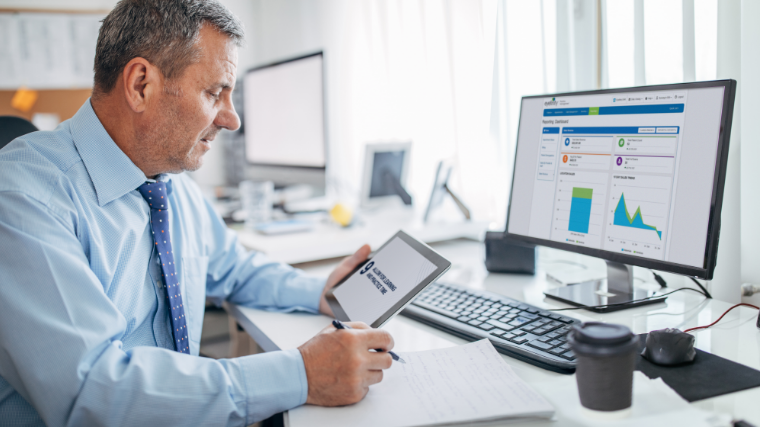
0,116,38,150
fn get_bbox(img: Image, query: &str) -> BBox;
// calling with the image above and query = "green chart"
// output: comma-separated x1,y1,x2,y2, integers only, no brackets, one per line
613,193,662,239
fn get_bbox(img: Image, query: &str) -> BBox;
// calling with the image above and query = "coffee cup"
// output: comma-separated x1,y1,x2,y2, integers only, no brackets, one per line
568,322,639,417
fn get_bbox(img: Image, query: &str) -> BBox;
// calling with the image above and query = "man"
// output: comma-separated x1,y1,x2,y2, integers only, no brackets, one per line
0,1,394,425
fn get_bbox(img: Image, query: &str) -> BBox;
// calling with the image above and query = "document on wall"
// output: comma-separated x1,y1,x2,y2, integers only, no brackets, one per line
0,13,104,89
288,340,555,427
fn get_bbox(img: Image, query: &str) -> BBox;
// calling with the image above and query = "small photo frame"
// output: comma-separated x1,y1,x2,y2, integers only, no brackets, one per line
360,141,412,208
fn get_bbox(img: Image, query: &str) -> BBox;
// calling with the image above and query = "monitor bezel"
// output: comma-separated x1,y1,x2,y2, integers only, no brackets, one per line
242,51,328,170
504,79,737,280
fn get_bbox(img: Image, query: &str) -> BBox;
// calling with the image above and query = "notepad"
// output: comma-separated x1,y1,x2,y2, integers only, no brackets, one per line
288,340,555,427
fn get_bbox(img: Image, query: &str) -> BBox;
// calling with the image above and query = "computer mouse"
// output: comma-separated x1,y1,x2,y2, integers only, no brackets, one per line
641,328,696,366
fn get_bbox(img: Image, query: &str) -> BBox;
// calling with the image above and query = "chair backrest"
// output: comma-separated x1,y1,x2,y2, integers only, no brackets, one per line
0,116,38,151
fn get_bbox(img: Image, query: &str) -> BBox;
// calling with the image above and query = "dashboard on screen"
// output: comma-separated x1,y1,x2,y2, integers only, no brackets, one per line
507,84,732,274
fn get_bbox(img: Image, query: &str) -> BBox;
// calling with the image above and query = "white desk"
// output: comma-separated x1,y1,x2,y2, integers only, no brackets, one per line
227,239,760,426
233,207,489,265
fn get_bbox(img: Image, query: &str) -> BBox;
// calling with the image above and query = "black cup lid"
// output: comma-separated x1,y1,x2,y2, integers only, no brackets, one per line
572,322,634,346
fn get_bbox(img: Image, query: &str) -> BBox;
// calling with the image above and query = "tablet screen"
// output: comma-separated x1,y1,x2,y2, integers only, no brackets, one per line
332,235,439,325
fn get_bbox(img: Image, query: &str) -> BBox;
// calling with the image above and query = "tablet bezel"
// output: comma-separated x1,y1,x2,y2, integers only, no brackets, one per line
325,230,451,328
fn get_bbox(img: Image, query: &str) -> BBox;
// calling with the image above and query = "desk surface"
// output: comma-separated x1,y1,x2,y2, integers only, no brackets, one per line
233,208,488,264
227,239,760,426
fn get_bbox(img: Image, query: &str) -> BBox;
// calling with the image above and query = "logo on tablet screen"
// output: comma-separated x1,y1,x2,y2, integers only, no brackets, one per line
360,261,374,275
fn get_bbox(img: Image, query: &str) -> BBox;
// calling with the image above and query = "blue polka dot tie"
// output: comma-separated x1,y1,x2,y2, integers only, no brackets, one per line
137,181,190,354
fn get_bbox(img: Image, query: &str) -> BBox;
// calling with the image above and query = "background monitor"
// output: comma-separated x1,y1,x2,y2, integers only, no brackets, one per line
243,52,327,192
505,80,736,310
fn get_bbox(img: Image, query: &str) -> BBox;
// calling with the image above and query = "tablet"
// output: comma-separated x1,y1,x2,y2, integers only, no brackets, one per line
326,230,451,328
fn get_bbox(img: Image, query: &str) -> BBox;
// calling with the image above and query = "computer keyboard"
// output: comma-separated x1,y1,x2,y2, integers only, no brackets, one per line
401,282,581,374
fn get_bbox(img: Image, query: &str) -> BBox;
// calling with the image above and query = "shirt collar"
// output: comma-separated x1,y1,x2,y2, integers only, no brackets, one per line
70,99,152,207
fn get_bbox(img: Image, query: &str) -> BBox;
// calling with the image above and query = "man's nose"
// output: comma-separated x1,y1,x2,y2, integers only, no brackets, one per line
216,97,241,131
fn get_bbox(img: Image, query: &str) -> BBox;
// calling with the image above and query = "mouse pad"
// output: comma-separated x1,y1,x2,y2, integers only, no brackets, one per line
635,333,760,402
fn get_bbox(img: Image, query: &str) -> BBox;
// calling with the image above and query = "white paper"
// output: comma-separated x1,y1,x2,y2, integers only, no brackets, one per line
0,13,104,89
288,340,555,427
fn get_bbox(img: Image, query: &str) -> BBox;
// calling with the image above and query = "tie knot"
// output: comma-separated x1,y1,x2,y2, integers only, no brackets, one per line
137,181,169,210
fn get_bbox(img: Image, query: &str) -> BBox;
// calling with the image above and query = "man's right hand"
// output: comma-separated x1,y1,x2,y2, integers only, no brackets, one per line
298,322,394,406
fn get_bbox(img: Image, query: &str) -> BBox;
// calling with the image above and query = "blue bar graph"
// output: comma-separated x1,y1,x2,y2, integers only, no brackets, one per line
568,187,593,234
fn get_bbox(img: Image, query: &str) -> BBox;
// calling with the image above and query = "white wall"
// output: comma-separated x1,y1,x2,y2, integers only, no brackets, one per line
740,0,760,306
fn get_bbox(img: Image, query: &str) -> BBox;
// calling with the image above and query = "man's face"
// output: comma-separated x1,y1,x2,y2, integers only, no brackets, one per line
142,24,240,174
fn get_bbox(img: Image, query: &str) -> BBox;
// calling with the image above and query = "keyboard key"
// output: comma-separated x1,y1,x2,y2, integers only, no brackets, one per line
525,308,539,314
478,323,496,331
509,316,534,327
527,340,554,351
511,330,526,337
486,319,515,331
490,329,507,337
456,316,470,322
521,313,539,320
467,320,482,327
510,337,529,344
561,350,576,360
548,347,565,356
503,332,516,340
537,336,553,343
414,302,459,318
532,328,549,336
545,332,560,339
477,316,489,322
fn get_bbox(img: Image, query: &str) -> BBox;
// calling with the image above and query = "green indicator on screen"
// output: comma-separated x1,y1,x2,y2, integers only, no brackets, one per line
588,107,599,115
572,187,593,199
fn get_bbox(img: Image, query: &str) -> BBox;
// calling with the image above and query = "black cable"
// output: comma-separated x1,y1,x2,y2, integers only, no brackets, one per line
651,270,667,288
688,276,712,299
547,287,709,312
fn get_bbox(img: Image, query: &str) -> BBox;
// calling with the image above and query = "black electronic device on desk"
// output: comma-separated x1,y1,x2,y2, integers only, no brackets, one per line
503,80,736,312
403,282,581,373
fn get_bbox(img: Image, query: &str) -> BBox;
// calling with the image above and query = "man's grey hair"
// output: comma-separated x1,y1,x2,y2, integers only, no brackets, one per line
93,0,245,96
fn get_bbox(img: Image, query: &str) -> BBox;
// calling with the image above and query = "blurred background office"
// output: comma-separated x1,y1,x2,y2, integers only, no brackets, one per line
2,0,759,351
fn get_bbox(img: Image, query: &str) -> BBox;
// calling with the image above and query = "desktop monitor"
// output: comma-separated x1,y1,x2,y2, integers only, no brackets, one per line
243,52,327,193
505,80,736,311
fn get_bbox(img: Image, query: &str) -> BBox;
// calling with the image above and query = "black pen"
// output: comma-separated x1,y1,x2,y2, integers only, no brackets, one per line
332,319,406,364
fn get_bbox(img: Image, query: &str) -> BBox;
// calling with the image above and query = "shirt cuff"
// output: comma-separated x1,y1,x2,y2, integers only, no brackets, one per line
222,348,309,424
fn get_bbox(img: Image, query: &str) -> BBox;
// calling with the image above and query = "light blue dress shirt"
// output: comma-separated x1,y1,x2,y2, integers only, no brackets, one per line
0,100,325,426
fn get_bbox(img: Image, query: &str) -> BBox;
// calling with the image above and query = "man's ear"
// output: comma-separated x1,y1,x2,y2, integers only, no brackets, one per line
121,57,160,113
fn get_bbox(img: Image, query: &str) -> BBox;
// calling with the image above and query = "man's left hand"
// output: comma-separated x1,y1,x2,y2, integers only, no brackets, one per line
319,244,371,316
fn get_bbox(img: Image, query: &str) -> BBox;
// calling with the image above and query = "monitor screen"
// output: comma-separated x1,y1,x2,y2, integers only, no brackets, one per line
507,83,732,275
243,53,326,168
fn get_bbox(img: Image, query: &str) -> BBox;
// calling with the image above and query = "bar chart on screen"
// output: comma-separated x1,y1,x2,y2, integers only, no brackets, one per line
604,174,673,260
550,171,607,249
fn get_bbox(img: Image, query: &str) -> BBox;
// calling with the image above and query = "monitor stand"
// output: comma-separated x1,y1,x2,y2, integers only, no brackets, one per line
543,261,667,313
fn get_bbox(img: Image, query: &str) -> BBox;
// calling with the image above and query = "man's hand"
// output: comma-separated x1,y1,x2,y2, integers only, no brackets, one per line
319,245,371,316
298,321,394,406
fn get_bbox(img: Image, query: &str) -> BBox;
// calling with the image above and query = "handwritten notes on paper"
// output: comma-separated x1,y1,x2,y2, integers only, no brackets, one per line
0,13,105,89
288,340,554,427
